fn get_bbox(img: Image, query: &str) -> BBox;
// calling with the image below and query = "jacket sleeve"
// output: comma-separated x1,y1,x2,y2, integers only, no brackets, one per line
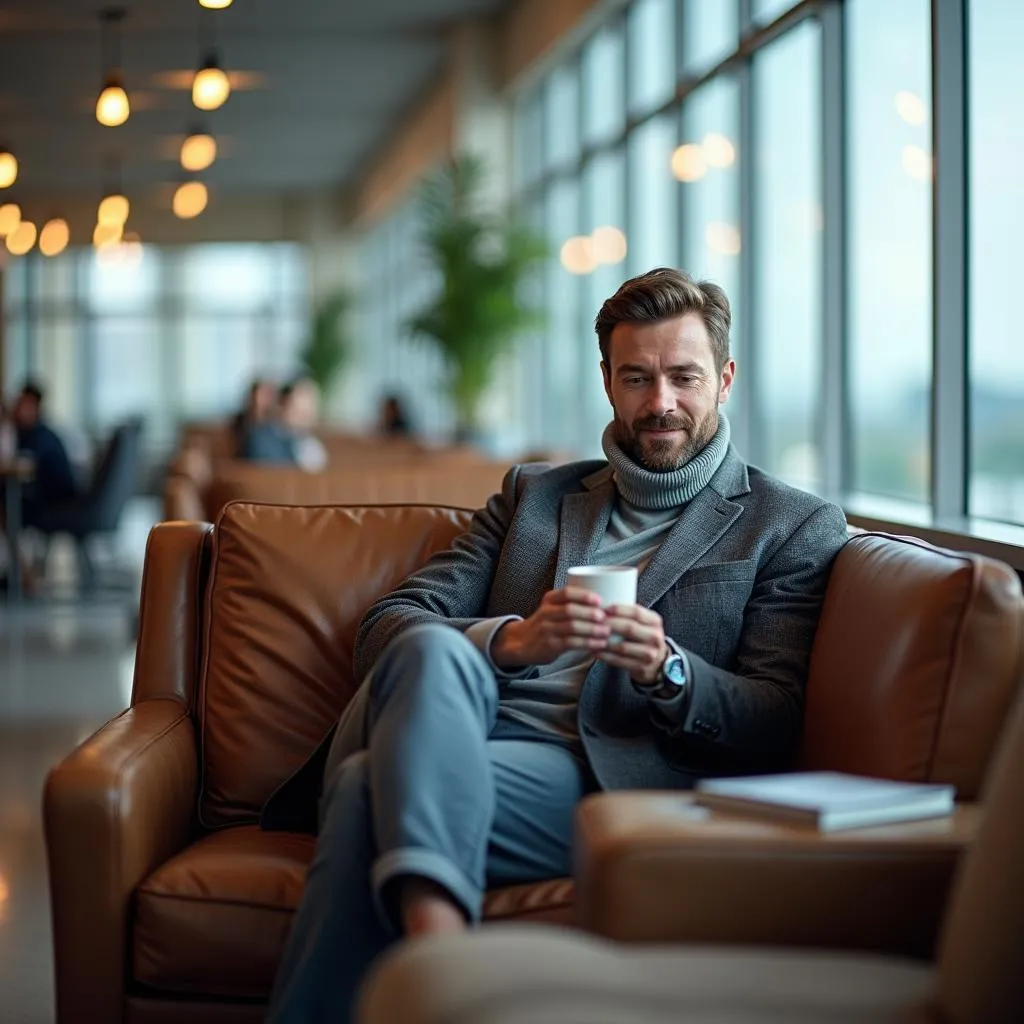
646,502,849,769
352,465,527,681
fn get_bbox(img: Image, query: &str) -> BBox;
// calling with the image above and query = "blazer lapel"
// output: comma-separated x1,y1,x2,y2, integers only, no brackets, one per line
553,468,615,590
637,487,743,607
637,446,751,608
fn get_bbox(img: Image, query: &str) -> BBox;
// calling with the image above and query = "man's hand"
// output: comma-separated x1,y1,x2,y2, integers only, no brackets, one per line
598,605,669,685
491,587,610,669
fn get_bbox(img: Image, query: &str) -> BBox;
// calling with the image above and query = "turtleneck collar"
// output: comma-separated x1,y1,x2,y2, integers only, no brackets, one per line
601,413,731,510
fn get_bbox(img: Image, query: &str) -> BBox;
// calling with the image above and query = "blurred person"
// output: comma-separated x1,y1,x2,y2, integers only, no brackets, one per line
242,377,327,472
0,382,78,593
378,393,412,438
11,381,78,523
266,269,849,1023
231,378,276,455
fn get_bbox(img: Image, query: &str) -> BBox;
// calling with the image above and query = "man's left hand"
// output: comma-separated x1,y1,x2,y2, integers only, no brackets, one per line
598,605,668,685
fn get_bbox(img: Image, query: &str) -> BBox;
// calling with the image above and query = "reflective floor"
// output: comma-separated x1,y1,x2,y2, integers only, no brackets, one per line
0,502,154,1023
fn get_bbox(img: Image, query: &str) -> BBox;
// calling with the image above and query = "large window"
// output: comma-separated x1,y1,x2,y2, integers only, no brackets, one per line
969,0,1024,525
2,244,308,451
628,0,675,117
502,0,1024,539
847,0,932,503
753,22,822,491
627,113,678,274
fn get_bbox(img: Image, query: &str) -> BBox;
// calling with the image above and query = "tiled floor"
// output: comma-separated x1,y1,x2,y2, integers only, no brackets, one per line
0,501,154,1024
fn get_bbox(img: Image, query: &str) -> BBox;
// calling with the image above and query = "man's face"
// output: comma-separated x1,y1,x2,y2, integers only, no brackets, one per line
602,313,735,472
12,393,39,430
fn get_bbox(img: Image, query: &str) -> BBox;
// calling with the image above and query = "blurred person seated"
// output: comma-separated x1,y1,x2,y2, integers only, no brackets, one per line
10,381,79,525
230,378,277,455
242,377,327,472
378,393,413,438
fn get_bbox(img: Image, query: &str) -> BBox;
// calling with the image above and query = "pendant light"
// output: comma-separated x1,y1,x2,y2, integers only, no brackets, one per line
0,147,18,189
97,154,130,226
0,203,20,236
39,219,71,258
173,180,209,219
193,55,230,110
198,0,233,8
192,13,231,111
96,8,130,127
6,219,37,256
180,129,217,172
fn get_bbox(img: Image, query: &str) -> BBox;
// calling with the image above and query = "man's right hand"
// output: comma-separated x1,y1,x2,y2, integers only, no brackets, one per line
491,587,610,670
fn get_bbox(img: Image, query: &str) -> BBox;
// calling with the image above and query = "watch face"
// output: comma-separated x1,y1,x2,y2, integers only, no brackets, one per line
664,655,686,685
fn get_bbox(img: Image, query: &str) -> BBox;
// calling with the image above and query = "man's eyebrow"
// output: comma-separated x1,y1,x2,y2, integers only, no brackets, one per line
615,362,706,374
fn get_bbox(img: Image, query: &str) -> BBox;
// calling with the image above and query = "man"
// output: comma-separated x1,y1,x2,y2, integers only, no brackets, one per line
267,269,849,1023
241,377,327,471
10,381,78,524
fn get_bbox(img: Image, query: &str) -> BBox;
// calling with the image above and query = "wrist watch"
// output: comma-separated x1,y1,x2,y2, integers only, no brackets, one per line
638,648,688,702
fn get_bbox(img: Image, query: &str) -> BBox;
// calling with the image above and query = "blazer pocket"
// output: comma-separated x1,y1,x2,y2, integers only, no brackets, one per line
674,559,758,588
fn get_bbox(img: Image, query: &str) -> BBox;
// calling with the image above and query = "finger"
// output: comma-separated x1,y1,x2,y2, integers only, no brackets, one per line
606,604,662,625
554,619,610,639
547,605,607,624
558,587,605,607
603,617,660,644
565,635,612,651
599,640,655,663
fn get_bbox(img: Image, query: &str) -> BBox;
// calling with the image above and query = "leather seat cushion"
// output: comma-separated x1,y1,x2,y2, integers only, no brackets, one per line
358,926,939,1024
133,828,574,999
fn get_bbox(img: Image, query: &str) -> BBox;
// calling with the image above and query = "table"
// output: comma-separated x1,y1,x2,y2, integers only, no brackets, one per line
1,458,35,604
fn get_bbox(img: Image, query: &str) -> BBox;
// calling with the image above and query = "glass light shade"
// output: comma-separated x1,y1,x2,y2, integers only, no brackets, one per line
559,235,596,275
0,203,20,236
173,180,209,218
0,151,17,189
96,82,130,126
93,221,124,247
181,133,217,171
39,219,70,257
671,143,707,183
98,193,130,226
199,0,233,7
591,225,628,265
192,65,230,111
5,219,37,256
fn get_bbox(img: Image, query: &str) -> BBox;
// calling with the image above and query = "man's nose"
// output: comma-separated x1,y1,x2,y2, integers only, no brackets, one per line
646,378,676,417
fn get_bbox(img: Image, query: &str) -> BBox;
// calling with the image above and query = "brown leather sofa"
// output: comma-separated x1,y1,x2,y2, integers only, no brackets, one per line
163,455,514,524
43,505,1023,1024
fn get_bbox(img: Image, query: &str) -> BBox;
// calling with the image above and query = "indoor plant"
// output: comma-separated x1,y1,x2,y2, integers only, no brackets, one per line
300,290,352,402
408,155,548,440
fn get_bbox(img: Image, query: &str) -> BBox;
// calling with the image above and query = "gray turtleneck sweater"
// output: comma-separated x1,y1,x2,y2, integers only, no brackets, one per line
465,415,732,750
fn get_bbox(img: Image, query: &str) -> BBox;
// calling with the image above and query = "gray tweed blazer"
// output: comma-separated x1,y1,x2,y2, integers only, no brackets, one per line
353,445,849,791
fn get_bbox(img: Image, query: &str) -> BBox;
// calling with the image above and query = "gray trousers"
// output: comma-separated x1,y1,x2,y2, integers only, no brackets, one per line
267,623,595,1024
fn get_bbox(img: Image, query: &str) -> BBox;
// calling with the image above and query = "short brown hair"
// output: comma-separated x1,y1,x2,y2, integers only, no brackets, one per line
595,268,731,371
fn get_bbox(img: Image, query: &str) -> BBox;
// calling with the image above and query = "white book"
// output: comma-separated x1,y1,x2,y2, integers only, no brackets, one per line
693,771,956,832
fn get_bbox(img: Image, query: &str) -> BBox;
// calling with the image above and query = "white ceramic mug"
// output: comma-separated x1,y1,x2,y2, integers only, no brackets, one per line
566,565,639,607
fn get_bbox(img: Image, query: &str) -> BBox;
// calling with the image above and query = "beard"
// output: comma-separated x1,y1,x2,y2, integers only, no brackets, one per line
613,407,719,472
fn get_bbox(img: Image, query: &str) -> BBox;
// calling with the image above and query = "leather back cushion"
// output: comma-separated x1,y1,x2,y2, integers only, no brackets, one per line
800,533,1024,798
197,503,474,828
202,461,509,523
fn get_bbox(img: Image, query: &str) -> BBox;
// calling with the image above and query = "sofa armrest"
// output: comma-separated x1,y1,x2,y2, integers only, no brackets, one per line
575,793,979,958
43,699,198,1024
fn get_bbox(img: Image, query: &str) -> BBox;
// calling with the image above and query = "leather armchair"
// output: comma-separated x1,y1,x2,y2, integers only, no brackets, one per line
360,688,1024,1023
44,505,1023,1024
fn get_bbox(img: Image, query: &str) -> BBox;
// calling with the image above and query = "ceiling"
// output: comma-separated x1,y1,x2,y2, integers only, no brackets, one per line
0,0,508,204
